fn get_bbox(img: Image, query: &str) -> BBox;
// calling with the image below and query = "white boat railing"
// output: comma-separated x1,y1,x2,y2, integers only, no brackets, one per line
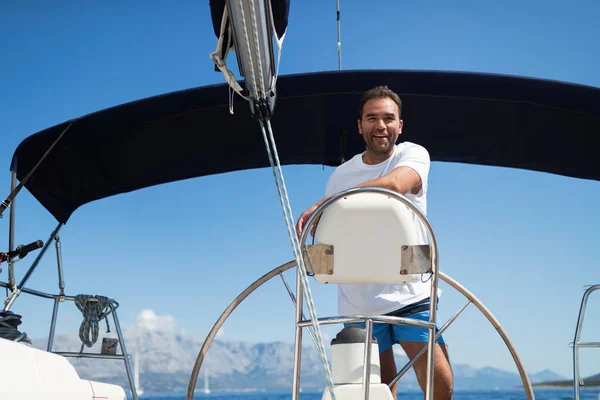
572,284,600,400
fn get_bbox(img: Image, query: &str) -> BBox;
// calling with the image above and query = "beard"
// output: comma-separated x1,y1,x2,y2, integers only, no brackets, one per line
364,134,395,155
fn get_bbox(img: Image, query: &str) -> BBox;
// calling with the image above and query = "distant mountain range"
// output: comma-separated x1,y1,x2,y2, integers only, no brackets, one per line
532,372,600,388
32,323,568,394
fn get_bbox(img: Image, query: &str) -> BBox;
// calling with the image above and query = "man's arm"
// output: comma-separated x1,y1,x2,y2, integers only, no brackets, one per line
353,166,422,195
295,166,422,236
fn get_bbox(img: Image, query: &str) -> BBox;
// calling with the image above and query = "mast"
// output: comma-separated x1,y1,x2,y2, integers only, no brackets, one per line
336,0,342,70
204,368,210,394
134,351,143,395
134,351,139,388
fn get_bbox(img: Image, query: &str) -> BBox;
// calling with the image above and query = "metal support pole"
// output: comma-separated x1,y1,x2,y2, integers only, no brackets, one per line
362,318,373,400
425,275,439,400
54,352,127,360
572,284,600,400
3,289,19,312
7,172,16,290
110,302,138,400
424,213,441,400
4,224,62,311
46,233,66,351
291,267,304,400
19,224,62,291
55,235,65,296
47,297,61,351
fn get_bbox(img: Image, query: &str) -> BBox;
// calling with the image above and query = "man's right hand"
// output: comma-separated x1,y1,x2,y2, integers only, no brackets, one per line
296,196,331,239
296,204,318,238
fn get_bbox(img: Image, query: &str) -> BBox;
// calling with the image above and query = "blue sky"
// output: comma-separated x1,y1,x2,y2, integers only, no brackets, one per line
1,0,599,381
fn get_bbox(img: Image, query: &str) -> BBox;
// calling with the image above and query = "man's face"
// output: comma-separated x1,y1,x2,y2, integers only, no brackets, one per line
358,97,403,157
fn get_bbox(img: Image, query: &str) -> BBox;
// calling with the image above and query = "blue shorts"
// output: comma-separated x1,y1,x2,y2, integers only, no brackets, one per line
344,301,446,353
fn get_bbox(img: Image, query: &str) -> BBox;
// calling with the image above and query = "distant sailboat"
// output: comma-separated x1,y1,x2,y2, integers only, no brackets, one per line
203,368,210,394
134,351,144,396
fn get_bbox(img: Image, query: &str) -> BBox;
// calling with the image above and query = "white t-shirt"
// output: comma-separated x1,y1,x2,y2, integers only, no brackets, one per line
324,141,437,315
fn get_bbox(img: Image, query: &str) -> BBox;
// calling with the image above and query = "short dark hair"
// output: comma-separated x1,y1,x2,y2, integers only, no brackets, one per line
358,86,402,119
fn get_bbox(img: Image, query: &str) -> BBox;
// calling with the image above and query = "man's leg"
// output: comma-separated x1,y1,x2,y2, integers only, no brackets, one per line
389,306,453,400
399,341,453,400
379,347,399,400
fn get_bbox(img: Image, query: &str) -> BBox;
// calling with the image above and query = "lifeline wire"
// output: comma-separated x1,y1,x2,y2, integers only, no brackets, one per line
236,1,337,398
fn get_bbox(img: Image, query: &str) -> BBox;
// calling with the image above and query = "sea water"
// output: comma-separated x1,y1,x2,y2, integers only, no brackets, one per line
130,388,599,400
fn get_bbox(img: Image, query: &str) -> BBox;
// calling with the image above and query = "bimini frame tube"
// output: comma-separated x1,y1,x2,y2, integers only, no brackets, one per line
3,223,62,311
0,121,73,219
7,171,16,290
55,234,65,296
297,187,439,400
47,297,60,352
2,121,71,303
47,233,67,351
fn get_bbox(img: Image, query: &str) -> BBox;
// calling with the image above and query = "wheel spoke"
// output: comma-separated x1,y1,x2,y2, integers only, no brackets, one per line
389,300,471,387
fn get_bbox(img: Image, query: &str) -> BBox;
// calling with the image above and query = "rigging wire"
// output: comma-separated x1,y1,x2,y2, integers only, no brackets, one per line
260,119,337,399
235,1,337,398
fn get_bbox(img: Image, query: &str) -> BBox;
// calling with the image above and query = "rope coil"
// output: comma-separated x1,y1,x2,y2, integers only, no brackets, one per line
74,294,112,348
0,311,32,345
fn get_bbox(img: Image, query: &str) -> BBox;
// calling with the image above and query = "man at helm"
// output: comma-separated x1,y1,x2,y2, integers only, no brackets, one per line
296,86,453,400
